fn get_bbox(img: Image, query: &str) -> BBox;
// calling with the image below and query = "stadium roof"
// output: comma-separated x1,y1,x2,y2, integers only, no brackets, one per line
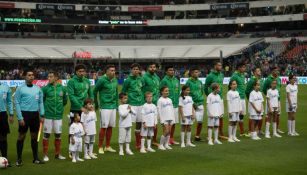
0,38,262,60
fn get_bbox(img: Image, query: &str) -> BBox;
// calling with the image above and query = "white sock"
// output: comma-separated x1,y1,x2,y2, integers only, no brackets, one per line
265,122,270,134
89,143,94,155
141,138,145,150
147,139,152,149
292,120,296,133
214,128,219,141
165,135,170,147
181,132,185,144
233,125,237,138
119,143,124,152
228,126,233,139
208,128,213,141
160,135,165,146
75,151,79,160
72,152,76,160
288,120,292,134
273,122,277,134
187,132,192,144
125,143,130,151
84,143,89,157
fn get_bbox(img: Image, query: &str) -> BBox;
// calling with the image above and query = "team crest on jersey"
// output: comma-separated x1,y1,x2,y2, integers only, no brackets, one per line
59,91,63,97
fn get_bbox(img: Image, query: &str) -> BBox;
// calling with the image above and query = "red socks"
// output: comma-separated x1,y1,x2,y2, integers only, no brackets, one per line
153,127,158,143
196,123,203,137
248,119,252,132
54,139,61,156
106,127,113,148
98,128,106,148
170,125,175,139
239,121,244,134
219,118,224,136
42,139,49,155
135,131,141,149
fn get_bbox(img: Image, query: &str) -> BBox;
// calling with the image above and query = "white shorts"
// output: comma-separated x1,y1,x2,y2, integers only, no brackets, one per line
264,101,281,115
173,107,179,124
141,127,154,137
195,105,204,123
131,106,143,123
265,104,280,115
43,119,62,134
250,115,262,120
229,112,240,122
118,127,131,144
208,117,219,127
100,109,116,128
181,116,194,125
160,120,174,126
286,102,297,113
69,141,82,152
84,135,95,144
240,99,246,115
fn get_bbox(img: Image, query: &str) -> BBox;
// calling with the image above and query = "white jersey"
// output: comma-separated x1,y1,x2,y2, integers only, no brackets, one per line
248,90,264,115
141,103,158,127
118,104,134,128
69,123,84,142
179,96,194,117
267,89,279,108
286,84,298,107
157,97,174,122
226,90,241,113
207,93,223,117
81,111,97,135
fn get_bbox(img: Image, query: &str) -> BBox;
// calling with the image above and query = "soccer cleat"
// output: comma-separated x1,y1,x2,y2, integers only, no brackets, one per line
181,143,186,148
172,140,180,145
277,129,285,134
104,147,117,153
69,152,72,159
55,154,66,160
293,132,300,136
219,135,229,140
258,131,265,136
245,133,251,137
98,147,105,154
265,134,271,139
208,140,214,145
158,145,166,150
273,133,282,138
288,132,295,136
90,154,98,159
186,143,196,147
194,137,203,142
214,140,222,145
43,155,49,162
33,159,45,164
126,149,134,155
72,159,76,163
140,148,147,153
92,153,98,156
233,137,241,142
16,159,23,167
147,147,156,152
165,145,172,150
152,142,160,147
228,138,235,143
76,158,84,162
84,155,91,160
119,151,124,156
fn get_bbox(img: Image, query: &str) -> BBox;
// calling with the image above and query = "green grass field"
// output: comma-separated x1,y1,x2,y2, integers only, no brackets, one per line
2,85,307,175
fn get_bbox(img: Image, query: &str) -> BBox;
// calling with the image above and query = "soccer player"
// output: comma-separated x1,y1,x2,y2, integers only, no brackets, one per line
81,99,97,159
118,93,134,156
160,66,180,145
122,63,145,150
42,71,67,162
94,65,118,154
245,67,264,136
207,83,224,145
286,74,299,136
248,81,264,140
265,80,281,138
263,67,283,134
179,85,196,148
186,67,204,141
69,113,84,163
227,80,241,142
204,61,226,139
140,92,158,153
67,64,94,124
230,63,247,137
157,87,174,150
15,69,45,166
143,63,160,147
0,81,13,166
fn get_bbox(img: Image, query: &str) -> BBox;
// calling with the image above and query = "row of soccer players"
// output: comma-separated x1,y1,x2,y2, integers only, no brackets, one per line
0,62,298,166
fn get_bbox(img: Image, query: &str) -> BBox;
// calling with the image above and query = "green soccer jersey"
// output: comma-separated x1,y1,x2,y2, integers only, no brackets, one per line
160,75,180,108
185,77,204,106
263,74,281,99
230,71,246,99
245,76,264,99
204,70,224,98
143,72,160,105
94,74,118,109
122,74,145,106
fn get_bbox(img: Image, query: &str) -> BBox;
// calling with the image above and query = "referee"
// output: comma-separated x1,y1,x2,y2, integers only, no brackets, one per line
15,69,45,166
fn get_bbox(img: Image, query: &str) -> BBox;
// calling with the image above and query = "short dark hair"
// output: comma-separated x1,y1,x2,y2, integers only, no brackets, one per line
253,80,260,87
119,92,127,99
252,67,261,73
165,65,174,72
105,64,115,71
84,98,93,106
75,64,86,72
189,66,200,73
131,63,141,69
271,66,278,71
147,62,157,68
236,62,246,69
23,67,34,76
48,71,59,78
289,74,295,80
160,86,168,93
214,61,222,66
